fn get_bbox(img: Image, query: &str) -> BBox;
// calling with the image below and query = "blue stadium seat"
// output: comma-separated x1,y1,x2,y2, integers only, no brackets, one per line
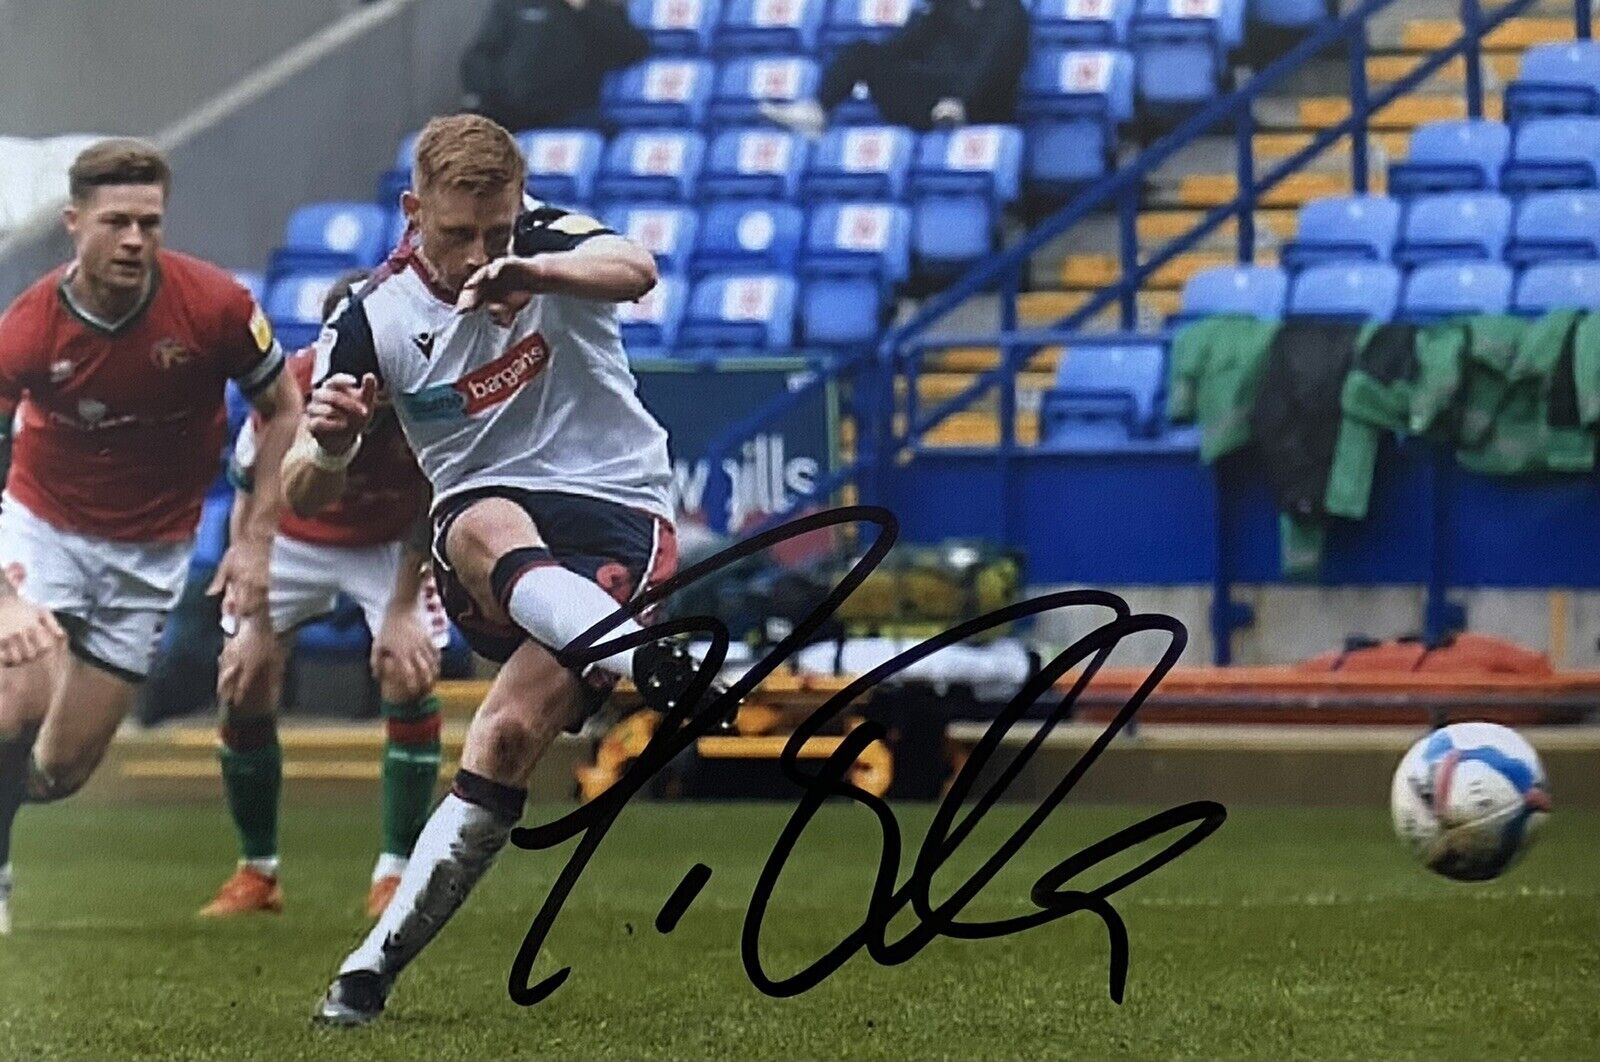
798,202,911,346
692,201,805,274
680,273,799,348
1506,190,1600,265
596,130,707,203
1040,340,1165,445
1280,194,1401,267
910,126,1025,272
264,272,342,349
1502,116,1600,192
630,0,722,53
269,203,389,281
602,58,715,127
709,56,821,126
1287,262,1401,319
1401,261,1513,320
1032,0,1135,46
1131,0,1246,112
1247,0,1328,29
1514,260,1600,312
715,0,826,53
1394,192,1511,265
801,125,915,200
701,128,809,199
1018,48,1135,194
1506,41,1600,122
602,204,700,274
296,600,372,658
1388,119,1509,195
832,83,888,125
1178,264,1288,318
192,490,233,571
517,130,605,205
618,274,690,354
385,210,410,257
822,0,913,49
232,271,265,303
376,130,421,207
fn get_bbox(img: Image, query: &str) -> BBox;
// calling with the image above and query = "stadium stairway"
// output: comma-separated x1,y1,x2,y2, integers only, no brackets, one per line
908,0,1578,449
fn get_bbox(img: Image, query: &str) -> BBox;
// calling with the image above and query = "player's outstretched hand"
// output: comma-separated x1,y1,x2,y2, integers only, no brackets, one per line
307,373,378,457
456,256,541,326
372,604,441,703
0,594,64,668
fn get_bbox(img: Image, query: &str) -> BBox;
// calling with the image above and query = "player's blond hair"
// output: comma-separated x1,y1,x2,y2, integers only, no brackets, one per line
68,138,171,202
412,114,525,196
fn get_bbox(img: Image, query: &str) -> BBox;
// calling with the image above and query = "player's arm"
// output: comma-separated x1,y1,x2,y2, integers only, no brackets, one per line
456,209,657,311
371,518,439,701
0,318,63,664
210,361,299,623
284,300,382,518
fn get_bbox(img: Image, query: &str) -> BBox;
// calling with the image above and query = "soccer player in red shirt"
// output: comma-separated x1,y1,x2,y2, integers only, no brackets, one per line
200,272,447,921
0,140,302,933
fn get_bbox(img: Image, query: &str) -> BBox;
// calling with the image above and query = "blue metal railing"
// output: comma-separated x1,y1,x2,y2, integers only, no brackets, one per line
704,0,1585,543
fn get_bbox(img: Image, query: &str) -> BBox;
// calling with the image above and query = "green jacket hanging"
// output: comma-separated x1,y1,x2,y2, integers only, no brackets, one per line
1166,315,1281,463
1457,310,1597,476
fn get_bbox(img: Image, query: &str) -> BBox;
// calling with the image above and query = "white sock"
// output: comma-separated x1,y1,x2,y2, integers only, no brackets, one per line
506,566,644,679
371,852,407,883
244,856,279,879
339,794,511,978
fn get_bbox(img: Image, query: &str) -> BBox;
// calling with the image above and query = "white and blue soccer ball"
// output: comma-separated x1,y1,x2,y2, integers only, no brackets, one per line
1390,722,1552,882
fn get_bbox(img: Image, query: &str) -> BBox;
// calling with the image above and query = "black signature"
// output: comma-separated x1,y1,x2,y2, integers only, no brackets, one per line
506,505,1226,1007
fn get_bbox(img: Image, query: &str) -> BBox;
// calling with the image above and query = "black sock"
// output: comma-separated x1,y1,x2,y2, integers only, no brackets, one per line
0,725,40,868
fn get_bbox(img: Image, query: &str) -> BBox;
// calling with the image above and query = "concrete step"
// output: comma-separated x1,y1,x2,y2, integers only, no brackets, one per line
915,410,1041,447
1366,51,1521,86
896,370,1056,405
1175,170,1364,208
924,345,1063,373
1296,92,1502,130
1057,251,1275,291
1137,207,1298,242
1402,16,1572,51
1252,129,1411,162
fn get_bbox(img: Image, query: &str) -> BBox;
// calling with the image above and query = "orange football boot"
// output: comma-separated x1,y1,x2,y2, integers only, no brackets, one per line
365,875,401,918
198,866,283,917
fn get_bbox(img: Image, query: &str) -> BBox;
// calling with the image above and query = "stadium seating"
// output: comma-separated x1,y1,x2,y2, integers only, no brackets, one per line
602,58,716,127
1514,260,1600,312
909,125,1026,272
596,130,707,202
1401,261,1514,320
1506,190,1600,265
630,0,722,53
1247,0,1328,29
680,273,799,347
701,128,809,199
709,56,821,125
1287,262,1401,319
377,130,422,207
518,129,606,205
715,0,826,53
602,203,700,273
1393,192,1512,265
1040,340,1165,446
1506,41,1600,122
1501,115,1600,192
264,272,342,349
268,202,389,281
617,273,690,352
799,202,912,345
1388,119,1510,195
1130,0,1246,112
1177,263,1288,318
692,201,805,274
821,0,913,50
1031,0,1135,46
801,125,915,201
1279,194,1401,266
1018,48,1135,193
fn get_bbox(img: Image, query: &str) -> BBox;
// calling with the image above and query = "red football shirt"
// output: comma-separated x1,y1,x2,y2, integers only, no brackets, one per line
0,250,283,542
269,350,429,547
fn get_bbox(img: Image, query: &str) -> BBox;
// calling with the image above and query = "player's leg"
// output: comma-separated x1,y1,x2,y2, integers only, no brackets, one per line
316,639,573,1025
199,620,292,917
354,543,445,916
0,649,66,934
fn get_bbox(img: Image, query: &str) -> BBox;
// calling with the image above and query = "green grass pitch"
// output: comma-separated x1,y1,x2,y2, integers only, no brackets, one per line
0,796,1595,1061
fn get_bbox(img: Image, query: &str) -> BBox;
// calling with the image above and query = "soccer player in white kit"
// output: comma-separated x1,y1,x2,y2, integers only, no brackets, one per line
289,115,728,1025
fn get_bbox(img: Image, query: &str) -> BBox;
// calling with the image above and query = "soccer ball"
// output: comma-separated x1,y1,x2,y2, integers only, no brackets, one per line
1390,722,1552,882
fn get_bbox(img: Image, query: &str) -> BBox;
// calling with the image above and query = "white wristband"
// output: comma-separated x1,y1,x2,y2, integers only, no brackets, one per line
310,435,361,472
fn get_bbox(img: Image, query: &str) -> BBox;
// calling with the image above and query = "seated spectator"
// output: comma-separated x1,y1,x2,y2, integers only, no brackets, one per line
761,0,1029,136
460,0,649,131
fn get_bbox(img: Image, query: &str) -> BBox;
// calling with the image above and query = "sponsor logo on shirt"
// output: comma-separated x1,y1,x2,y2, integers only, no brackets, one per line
48,359,73,383
399,332,551,422
150,337,193,370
